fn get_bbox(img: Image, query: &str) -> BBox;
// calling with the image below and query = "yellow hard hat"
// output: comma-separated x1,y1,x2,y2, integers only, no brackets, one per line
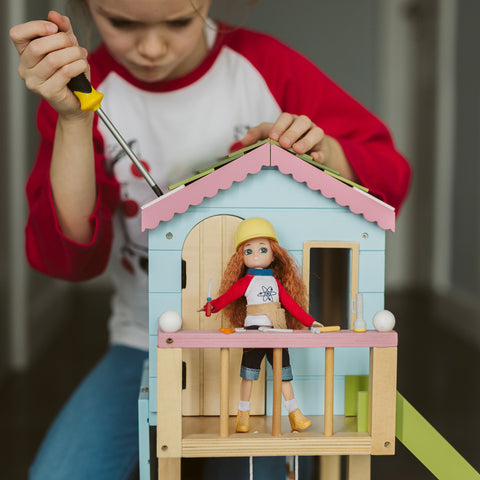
234,217,278,251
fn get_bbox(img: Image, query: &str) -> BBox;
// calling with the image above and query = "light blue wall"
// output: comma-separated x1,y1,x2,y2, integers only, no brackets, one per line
148,167,386,418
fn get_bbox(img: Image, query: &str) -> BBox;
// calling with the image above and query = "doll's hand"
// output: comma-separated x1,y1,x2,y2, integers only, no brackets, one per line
242,113,358,181
9,11,90,120
310,321,324,334
198,302,213,316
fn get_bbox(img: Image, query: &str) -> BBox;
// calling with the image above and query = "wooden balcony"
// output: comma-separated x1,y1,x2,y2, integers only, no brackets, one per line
156,329,397,479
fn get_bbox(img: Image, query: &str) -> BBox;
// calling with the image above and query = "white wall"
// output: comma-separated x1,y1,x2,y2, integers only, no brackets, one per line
432,0,480,344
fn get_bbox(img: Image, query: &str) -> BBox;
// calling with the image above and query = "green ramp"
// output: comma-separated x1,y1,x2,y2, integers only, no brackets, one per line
396,392,480,479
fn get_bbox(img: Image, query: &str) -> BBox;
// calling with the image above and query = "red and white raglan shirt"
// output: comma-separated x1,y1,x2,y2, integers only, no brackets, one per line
210,268,316,328
26,21,411,350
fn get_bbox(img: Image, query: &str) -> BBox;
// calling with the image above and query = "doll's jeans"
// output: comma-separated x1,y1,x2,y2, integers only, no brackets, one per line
29,345,312,480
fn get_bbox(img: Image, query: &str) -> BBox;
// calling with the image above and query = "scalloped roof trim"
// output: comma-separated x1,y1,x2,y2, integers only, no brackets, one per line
141,143,270,231
270,145,395,231
141,142,395,232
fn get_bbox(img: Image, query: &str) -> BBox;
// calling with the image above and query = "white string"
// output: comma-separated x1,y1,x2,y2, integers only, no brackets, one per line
249,456,253,480
295,455,299,480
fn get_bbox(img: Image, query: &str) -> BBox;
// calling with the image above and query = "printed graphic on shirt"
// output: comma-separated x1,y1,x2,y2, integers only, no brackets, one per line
107,139,150,276
257,285,276,302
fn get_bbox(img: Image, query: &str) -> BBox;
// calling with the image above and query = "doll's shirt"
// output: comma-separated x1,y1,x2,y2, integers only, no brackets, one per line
244,269,279,327
26,21,410,350
211,268,316,328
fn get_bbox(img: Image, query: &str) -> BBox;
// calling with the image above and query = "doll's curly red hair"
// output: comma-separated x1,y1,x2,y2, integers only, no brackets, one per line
218,240,308,329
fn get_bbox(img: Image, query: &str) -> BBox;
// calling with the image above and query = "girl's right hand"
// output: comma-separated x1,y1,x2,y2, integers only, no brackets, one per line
9,10,90,120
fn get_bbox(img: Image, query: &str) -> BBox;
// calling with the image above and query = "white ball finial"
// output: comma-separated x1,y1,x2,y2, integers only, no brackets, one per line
158,310,182,333
372,310,396,332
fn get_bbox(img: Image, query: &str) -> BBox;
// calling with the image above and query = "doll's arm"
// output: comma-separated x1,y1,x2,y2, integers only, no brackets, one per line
276,280,320,327
203,275,252,314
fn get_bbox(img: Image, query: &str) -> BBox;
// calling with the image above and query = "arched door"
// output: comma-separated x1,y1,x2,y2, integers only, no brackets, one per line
181,215,265,416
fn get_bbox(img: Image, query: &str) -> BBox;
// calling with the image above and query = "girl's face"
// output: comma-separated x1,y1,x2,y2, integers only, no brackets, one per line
87,0,212,82
243,238,274,270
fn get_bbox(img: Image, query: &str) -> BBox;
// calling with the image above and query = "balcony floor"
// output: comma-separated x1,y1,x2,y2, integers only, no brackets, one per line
179,415,371,458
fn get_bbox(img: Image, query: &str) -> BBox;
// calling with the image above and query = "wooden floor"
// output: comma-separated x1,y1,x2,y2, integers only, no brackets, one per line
0,288,479,479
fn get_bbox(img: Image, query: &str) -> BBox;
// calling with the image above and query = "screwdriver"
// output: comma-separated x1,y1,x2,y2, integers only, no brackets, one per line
67,73,163,197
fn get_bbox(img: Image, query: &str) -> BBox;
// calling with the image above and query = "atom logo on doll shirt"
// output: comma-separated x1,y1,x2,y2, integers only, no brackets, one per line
257,285,277,302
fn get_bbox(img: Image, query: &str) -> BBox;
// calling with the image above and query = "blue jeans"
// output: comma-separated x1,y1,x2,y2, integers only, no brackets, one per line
30,345,148,480
30,345,312,479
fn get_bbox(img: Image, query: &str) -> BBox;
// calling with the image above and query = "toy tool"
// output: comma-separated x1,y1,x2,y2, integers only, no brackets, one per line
67,73,163,197
219,328,235,334
204,279,213,316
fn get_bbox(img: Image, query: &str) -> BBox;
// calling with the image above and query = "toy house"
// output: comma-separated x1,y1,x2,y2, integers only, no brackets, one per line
137,139,401,479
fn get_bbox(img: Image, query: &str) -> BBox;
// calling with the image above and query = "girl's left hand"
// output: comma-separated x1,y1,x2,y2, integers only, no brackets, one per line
241,113,329,163
241,113,358,182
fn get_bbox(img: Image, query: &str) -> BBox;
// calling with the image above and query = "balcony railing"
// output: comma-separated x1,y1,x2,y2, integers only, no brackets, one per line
156,329,397,478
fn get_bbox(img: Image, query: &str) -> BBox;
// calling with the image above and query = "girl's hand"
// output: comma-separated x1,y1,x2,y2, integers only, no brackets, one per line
241,113,358,181
9,10,90,120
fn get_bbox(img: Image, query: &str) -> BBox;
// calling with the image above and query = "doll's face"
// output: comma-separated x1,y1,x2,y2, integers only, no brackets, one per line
242,238,274,269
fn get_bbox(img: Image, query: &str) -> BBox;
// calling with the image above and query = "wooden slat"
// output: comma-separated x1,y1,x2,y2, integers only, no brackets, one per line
324,347,335,436
157,458,181,480
320,456,341,480
369,347,397,455
346,455,371,480
219,348,229,437
157,348,183,458
272,348,282,436
158,329,398,349
181,434,372,457
181,415,371,457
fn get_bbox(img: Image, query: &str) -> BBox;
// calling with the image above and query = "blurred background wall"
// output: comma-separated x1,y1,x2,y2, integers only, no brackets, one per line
1,0,478,376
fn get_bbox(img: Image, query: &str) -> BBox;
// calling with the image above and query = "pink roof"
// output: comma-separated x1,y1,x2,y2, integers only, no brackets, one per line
141,142,395,232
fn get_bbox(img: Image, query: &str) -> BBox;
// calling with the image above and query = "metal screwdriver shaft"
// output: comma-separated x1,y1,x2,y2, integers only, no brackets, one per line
67,73,163,197
95,108,163,196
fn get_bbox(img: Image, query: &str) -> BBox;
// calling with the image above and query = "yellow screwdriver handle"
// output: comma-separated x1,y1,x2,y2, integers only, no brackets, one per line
67,72,163,197
67,73,104,112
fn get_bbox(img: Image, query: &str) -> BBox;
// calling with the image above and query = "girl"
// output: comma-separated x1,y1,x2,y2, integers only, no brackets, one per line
204,217,323,433
9,1,411,478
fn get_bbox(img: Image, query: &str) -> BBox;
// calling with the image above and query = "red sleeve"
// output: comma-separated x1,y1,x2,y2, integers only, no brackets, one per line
25,100,120,281
276,280,316,328
226,30,412,212
210,275,252,313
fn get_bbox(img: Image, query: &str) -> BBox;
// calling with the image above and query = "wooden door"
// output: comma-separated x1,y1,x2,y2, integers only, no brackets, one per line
181,215,265,416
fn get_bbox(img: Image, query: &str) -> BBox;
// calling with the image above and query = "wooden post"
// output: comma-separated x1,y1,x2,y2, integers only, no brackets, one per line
220,348,230,437
320,456,341,480
346,455,371,480
272,348,282,436
158,458,181,480
157,348,182,480
369,347,397,455
324,347,334,436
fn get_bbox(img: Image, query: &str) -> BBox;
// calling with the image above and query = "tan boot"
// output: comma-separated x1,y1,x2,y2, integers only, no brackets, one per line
288,409,312,431
235,410,250,433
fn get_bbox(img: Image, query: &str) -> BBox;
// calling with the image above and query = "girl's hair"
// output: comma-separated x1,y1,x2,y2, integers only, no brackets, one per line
67,0,260,46
218,240,308,329
67,0,97,49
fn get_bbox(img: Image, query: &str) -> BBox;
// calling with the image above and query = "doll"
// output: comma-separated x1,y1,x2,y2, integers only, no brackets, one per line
203,217,322,433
